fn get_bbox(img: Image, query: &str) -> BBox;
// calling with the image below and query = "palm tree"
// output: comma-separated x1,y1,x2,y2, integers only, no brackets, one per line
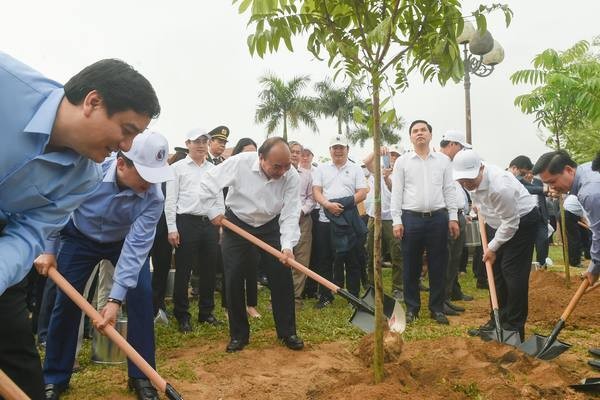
313,78,364,137
255,73,318,141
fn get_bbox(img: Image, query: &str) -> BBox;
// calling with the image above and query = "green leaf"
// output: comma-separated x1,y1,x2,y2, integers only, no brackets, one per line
238,0,253,13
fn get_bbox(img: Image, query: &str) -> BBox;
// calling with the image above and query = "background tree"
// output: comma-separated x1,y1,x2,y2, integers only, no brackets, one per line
237,0,510,381
255,73,319,141
511,39,600,160
313,78,365,138
349,97,404,146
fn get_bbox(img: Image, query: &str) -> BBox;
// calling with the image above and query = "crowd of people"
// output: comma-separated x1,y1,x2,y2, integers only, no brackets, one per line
1,51,599,400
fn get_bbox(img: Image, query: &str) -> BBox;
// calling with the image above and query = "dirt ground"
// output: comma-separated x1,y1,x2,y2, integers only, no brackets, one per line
73,270,599,399
152,271,598,400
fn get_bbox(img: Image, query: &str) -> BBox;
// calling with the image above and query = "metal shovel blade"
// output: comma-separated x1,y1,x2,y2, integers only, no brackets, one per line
479,328,522,347
569,377,600,393
349,287,405,333
519,334,571,360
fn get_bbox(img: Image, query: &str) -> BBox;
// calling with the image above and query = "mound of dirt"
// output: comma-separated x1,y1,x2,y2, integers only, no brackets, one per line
528,270,599,328
356,331,404,366
315,337,587,400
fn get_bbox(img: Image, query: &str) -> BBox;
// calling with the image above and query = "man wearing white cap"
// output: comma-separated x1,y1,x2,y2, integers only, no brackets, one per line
312,136,369,308
363,145,404,299
38,131,173,400
439,130,474,316
453,150,539,341
166,128,224,333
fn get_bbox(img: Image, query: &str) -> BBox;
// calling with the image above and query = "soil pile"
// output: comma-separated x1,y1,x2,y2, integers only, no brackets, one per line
356,331,404,366
528,270,599,328
313,337,587,400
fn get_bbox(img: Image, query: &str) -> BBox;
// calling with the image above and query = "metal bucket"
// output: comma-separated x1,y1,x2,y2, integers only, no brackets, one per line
465,220,482,247
91,317,127,364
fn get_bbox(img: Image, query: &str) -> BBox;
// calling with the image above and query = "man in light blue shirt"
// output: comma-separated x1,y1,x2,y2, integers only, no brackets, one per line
40,131,173,400
533,150,600,285
0,52,159,399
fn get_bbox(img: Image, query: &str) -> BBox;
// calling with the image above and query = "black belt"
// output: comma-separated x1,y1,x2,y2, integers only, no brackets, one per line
402,208,447,218
178,214,210,222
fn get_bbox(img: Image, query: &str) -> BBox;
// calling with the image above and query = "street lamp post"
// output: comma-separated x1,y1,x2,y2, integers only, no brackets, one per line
457,22,505,144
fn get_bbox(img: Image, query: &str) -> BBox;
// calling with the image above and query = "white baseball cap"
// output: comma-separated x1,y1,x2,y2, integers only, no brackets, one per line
186,128,210,141
453,149,482,180
388,145,404,155
122,130,174,183
441,130,472,149
329,135,349,147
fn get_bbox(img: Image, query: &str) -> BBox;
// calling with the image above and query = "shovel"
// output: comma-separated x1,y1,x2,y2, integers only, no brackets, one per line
221,219,405,334
476,217,521,346
569,377,600,393
47,268,184,400
0,369,30,400
519,278,590,360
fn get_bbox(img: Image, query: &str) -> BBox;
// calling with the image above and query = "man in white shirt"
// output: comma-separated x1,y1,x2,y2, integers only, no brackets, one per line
289,141,316,306
439,131,474,315
199,137,303,353
363,146,403,300
165,129,225,333
391,120,459,325
312,137,369,309
454,150,539,340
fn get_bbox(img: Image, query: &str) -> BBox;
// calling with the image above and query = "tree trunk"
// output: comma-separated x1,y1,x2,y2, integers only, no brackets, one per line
371,73,385,384
337,111,343,137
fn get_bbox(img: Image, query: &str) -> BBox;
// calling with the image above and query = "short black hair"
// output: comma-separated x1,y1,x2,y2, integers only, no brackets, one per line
509,155,533,170
532,150,577,175
116,151,134,167
64,59,160,118
258,137,288,158
232,138,258,156
592,152,600,172
409,119,432,134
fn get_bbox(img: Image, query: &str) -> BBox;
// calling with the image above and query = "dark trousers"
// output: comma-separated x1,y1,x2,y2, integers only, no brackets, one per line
486,208,538,335
534,220,549,265
222,211,296,341
472,245,487,285
173,214,218,321
0,279,45,400
446,213,466,300
315,221,362,300
401,210,449,314
151,215,172,315
43,221,155,385
565,210,592,266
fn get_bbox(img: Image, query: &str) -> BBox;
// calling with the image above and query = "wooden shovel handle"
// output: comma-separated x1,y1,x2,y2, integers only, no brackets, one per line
221,219,340,293
477,216,500,310
560,279,590,321
47,268,168,393
0,369,30,400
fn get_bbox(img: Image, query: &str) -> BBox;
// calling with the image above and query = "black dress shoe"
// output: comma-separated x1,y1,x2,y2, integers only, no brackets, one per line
280,335,304,350
443,304,460,316
430,312,449,325
178,318,192,333
589,359,600,370
445,300,465,312
468,320,495,336
589,348,600,358
128,378,159,400
226,338,249,353
199,314,222,326
460,294,474,301
44,383,68,400
406,311,418,324
314,298,333,309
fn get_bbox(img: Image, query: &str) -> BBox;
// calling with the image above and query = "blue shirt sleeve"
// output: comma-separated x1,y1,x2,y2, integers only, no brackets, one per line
108,194,164,301
0,175,101,295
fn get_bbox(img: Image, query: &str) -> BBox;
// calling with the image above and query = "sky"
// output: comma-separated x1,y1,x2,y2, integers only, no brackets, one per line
3,0,599,167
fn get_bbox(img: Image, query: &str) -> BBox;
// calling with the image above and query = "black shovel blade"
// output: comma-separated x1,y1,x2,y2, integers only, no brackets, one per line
166,383,184,400
479,328,522,346
349,307,377,333
519,334,571,360
569,377,600,393
360,286,398,319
